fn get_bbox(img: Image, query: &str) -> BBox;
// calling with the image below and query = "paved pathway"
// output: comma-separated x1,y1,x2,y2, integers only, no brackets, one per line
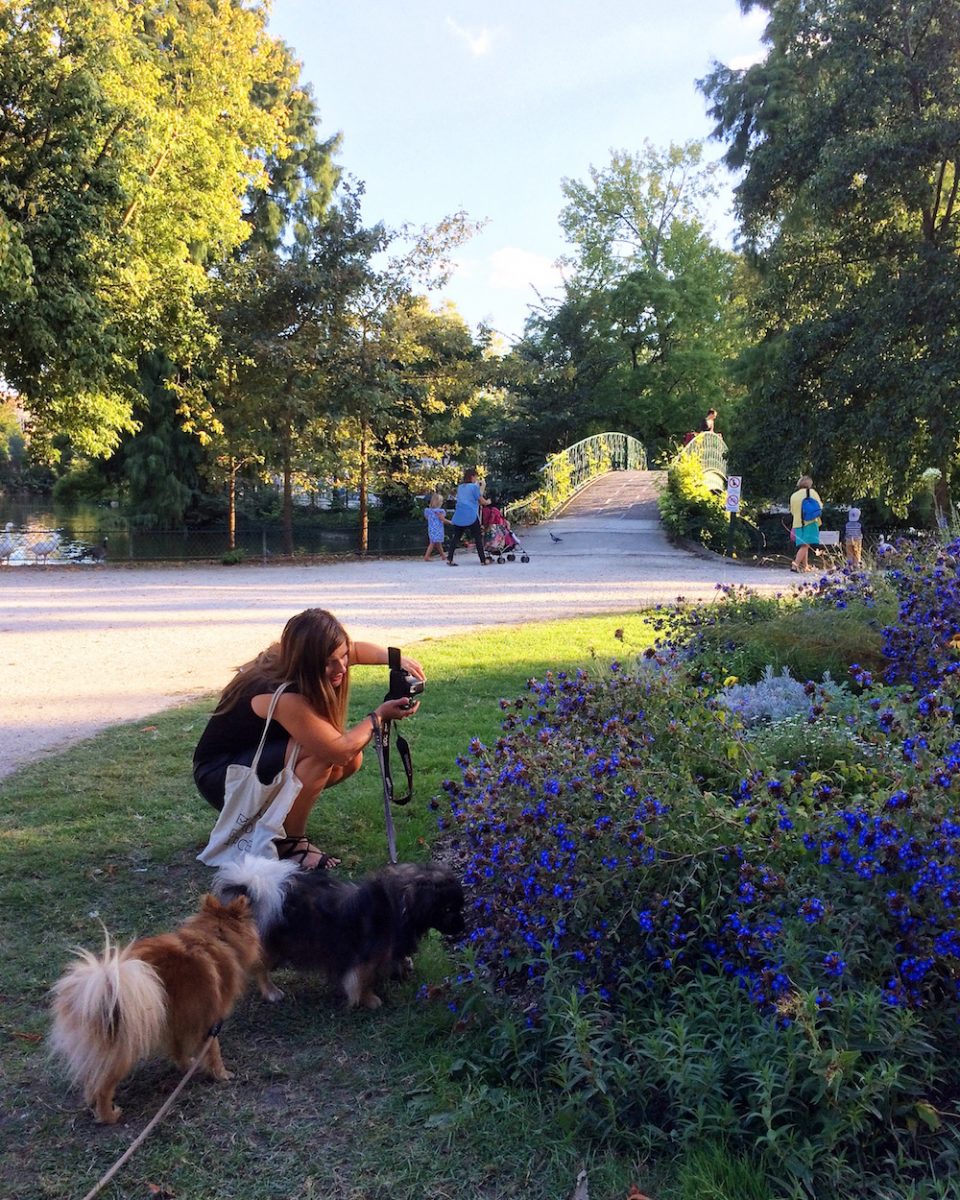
0,472,799,778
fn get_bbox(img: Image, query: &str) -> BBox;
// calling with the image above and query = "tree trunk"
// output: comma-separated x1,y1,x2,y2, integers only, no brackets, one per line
358,422,369,555
227,458,236,551
282,422,294,556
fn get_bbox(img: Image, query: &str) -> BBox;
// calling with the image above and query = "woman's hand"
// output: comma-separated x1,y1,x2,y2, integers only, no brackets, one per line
400,654,425,681
377,697,420,721
350,642,425,682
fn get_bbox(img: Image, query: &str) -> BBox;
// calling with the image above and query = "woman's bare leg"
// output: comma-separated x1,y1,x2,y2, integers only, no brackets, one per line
278,743,363,868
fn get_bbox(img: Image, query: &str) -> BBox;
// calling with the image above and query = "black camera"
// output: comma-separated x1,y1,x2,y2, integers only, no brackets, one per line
385,646,424,708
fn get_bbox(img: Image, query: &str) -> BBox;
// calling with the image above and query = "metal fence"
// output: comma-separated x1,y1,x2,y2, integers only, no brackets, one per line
504,432,648,525
0,521,428,565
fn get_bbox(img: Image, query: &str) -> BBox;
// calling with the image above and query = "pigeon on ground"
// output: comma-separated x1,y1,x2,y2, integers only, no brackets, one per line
549,532,562,543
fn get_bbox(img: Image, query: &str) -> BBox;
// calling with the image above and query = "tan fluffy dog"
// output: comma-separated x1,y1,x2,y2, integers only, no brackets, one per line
49,894,260,1123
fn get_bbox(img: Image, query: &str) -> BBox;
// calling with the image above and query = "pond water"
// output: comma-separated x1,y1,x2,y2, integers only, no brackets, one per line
0,498,115,565
0,497,424,564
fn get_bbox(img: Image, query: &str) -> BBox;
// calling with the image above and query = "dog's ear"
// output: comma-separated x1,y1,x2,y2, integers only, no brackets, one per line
404,874,439,929
200,893,250,918
226,895,251,917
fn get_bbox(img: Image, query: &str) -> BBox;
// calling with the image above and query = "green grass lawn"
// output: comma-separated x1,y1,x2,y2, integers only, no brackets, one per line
0,613,659,1200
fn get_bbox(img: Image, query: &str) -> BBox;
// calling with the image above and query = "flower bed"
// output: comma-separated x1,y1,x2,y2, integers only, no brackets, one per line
439,545,960,1196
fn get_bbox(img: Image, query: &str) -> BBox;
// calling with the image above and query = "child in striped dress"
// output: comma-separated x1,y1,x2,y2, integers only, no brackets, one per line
844,507,863,568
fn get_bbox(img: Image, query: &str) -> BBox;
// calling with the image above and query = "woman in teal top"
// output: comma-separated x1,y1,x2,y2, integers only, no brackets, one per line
446,467,490,566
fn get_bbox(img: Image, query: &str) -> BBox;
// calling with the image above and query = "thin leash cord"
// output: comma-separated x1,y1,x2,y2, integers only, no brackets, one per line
78,1022,222,1200
370,711,398,863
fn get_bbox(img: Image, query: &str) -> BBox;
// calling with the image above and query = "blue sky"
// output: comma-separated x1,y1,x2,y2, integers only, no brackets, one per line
267,1,767,343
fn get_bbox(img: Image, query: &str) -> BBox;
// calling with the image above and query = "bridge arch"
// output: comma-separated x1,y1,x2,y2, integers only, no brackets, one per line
674,431,729,493
504,433,647,523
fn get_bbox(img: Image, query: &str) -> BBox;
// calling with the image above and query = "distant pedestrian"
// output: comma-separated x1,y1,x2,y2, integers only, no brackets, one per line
423,492,451,561
790,474,823,573
844,507,863,568
446,467,490,567
703,408,717,433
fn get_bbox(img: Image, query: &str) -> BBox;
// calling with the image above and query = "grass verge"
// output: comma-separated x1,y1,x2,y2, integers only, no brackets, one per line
0,614,657,1200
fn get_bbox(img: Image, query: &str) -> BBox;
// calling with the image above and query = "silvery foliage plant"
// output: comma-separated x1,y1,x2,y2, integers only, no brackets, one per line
717,665,844,725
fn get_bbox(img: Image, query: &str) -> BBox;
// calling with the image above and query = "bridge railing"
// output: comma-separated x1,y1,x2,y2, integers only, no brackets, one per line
674,431,728,477
504,432,647,525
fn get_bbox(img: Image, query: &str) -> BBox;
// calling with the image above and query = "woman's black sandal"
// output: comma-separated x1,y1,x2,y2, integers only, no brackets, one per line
275,835,337,870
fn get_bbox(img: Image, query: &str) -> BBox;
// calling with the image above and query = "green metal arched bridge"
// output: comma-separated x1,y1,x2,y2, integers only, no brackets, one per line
504,430,729,524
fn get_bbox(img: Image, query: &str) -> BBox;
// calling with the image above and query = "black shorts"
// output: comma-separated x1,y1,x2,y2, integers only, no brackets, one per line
193,736,290,811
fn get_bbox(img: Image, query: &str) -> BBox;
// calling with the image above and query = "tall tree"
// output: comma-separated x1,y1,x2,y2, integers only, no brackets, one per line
702,0,960,510
356,295,482,516
190,57,340,540
314,192,480,550
0,0,308,457
123,352,202,525
559,143,743,440
0,0,137,455
499,142,744,484
194,180,480,552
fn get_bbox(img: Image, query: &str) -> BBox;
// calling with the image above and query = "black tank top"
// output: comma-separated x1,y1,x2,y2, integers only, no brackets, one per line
192,682,297,766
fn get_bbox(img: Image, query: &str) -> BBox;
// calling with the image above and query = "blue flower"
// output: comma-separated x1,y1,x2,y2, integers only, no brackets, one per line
823,952,846,978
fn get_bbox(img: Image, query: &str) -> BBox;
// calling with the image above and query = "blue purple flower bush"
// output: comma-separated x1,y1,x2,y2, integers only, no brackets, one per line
438,548,960,1197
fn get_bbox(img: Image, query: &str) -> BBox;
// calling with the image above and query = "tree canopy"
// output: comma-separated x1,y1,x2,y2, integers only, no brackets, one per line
497,142,746,484
702,0,960,509
0,0,329,457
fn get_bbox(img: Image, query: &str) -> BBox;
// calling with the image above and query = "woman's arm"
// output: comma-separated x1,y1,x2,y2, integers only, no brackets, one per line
350,640,425,681
253,691,419,767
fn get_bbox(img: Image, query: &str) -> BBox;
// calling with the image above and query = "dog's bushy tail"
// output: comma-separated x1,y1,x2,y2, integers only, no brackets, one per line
213,854,297,936
49,933,166,1103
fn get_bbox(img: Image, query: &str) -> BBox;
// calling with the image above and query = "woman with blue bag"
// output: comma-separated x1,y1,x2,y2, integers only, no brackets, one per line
790,474,823,573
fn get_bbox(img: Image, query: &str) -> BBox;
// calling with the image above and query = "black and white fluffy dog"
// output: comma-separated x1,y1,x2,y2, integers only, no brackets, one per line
213,855,465,1009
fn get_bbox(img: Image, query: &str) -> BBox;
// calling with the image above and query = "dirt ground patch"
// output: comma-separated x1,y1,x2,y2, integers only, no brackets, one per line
0,539,797,778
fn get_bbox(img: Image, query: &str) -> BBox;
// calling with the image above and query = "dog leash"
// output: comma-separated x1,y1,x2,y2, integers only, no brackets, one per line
78,1021,223,1200
369,711,413,864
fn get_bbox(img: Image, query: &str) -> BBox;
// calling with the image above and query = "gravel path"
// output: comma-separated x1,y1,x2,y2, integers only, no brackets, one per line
0,476,799,778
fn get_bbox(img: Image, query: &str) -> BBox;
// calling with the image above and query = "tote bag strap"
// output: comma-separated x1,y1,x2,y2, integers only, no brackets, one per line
250,682,291,773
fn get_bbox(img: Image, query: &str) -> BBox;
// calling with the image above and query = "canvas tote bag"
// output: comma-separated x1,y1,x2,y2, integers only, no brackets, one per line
197,683,302,867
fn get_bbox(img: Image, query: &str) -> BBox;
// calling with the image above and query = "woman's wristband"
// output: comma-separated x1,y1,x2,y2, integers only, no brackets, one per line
367,711,380,740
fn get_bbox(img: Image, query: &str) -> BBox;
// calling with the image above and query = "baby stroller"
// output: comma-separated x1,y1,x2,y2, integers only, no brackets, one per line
481,503,530,564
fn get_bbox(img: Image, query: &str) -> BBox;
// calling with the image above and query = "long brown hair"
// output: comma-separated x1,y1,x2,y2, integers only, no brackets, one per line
216,609,351,730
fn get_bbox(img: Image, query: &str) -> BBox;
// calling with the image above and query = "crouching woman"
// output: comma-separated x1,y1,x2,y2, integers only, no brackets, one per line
193,608,423,869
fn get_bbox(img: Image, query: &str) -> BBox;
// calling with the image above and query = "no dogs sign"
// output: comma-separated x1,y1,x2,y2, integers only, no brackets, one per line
725,476,742,512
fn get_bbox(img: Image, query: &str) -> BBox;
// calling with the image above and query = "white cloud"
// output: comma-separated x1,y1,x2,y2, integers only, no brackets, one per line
721,3,767,69
445,18,499,56
727,49,766,70
487,247,564,294
720,5,767,35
